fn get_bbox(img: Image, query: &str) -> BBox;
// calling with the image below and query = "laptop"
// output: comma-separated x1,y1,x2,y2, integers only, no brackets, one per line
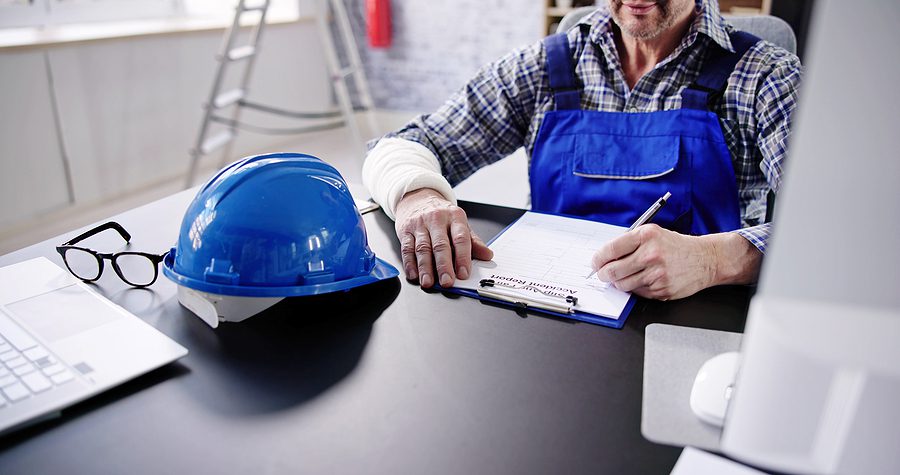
0,257,187,435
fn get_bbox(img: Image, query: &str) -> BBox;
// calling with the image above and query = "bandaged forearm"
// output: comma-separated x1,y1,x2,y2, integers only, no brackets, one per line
362,137,457,220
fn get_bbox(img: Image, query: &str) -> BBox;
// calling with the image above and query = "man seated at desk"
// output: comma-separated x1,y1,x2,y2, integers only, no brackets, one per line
362,0,801,301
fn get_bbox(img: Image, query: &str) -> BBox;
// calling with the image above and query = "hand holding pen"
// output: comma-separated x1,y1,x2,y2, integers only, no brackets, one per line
587,192,670,280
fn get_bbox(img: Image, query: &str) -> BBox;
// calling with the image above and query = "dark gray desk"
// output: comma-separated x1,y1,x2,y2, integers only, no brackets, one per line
0,190,750,474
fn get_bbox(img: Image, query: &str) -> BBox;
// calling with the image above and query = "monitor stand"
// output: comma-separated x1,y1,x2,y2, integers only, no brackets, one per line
641,324,742,451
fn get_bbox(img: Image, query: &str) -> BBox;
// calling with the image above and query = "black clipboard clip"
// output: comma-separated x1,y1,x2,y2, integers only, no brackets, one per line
477,279,578,315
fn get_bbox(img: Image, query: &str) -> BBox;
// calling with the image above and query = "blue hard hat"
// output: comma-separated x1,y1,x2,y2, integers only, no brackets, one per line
163,152,398,300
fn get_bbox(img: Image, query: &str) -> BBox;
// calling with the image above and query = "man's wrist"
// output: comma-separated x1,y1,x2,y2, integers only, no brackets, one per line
704,232,763,286
395,188,449,217
362,137,456,220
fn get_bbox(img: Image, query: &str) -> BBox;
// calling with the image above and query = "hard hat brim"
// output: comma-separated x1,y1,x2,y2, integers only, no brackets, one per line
163,252,399,298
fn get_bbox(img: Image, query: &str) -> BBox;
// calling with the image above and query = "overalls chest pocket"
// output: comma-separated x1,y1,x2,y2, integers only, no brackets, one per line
569,133,692,232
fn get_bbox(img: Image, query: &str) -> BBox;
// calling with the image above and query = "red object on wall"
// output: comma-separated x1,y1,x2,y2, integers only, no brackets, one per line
366,0,392,48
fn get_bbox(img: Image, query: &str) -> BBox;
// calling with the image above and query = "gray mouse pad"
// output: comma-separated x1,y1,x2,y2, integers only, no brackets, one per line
642,323,743,451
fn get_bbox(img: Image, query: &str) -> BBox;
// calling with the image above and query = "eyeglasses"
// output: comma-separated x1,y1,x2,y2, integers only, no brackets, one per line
56,221,166,288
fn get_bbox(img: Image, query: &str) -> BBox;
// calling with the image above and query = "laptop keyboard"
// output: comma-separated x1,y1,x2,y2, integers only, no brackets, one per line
0,313,75,407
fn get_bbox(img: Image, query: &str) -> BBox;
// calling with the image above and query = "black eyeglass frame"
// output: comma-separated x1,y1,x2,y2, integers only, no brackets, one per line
55,221,166,288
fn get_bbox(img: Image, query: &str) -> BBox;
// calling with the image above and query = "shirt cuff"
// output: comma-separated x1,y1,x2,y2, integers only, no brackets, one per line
735,223,771,253
362,137,457,220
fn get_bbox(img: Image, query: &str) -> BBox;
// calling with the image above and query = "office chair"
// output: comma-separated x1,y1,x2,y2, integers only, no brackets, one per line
556,7,798,54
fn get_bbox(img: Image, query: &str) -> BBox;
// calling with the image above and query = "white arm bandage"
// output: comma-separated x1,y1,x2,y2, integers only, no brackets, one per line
362,137,457,220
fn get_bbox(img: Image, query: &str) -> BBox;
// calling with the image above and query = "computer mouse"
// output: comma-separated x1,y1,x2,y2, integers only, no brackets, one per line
690,351,740,427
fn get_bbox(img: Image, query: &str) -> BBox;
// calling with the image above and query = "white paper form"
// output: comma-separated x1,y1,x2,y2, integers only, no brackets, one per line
455,211,633,319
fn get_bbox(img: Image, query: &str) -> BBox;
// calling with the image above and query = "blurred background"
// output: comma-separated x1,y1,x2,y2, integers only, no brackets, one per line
0,0,814,254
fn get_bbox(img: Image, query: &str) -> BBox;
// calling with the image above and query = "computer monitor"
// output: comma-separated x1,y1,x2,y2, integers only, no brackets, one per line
703,1,900,474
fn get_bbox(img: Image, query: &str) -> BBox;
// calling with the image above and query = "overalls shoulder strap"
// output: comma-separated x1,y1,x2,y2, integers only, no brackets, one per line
681,30,761,111
544,32,581,110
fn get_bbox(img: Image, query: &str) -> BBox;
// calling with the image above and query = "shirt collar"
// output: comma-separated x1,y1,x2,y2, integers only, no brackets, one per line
580,0,734,52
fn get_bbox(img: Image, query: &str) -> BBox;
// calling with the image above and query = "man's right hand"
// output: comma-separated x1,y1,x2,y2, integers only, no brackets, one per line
393,188,493,289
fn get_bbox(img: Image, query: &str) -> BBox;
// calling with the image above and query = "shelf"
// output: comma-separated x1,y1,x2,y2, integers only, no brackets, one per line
547,6,575,18
544,0,582,35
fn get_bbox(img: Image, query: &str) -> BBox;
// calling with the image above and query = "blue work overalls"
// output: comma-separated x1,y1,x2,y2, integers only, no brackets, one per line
530,30,759,235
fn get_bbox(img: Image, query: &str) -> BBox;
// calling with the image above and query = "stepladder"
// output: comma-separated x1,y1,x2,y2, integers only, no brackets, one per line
186,0,379,188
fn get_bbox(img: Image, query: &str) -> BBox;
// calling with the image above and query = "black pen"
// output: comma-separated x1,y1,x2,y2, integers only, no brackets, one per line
586,191,671,280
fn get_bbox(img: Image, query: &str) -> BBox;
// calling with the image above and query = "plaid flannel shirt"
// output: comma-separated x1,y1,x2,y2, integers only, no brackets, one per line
384,0,802,252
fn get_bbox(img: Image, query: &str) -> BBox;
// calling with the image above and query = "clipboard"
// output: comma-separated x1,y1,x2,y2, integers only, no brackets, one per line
440,211,636,329
354,197,381,214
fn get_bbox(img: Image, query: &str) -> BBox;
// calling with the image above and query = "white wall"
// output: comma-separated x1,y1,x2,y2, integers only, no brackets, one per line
0,20,333,230
339,0,545,111
0,49,72,226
